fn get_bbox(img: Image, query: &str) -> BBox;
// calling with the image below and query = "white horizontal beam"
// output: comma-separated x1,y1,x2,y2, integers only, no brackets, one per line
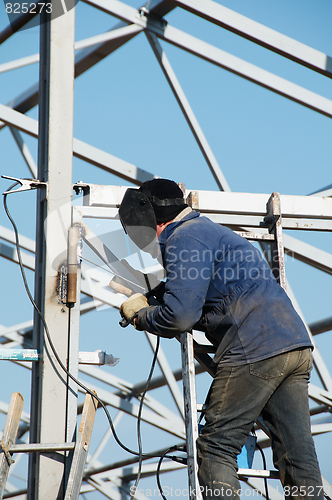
76,184,332,219
190,189,332,219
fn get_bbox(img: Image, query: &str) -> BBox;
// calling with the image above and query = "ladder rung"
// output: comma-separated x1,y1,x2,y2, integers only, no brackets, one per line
238,468,280,479
234,232,275,241
8,442,75,453
194,344,216,354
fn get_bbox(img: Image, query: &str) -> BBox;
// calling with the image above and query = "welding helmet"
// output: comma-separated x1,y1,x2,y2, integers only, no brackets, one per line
119,179,187,252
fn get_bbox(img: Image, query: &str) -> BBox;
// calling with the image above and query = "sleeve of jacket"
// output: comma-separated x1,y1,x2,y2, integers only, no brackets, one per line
137,234,213,337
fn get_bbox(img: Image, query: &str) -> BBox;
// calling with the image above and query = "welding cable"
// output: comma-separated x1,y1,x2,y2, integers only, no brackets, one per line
2,185,164,462
255,443,270,500
156,445,187,500
131,335,160,499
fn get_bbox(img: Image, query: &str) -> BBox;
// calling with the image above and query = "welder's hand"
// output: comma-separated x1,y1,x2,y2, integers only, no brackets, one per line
120,293,150,324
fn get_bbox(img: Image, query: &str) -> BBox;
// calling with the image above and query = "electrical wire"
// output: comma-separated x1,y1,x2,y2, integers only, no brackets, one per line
81,255,115,275
156,445,184,500
2,184,165,463
255,443,270,500
131,335,160,499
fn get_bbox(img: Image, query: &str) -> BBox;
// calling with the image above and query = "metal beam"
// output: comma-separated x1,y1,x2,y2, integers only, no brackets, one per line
309,317,332,336
0,241,35,270
79,364,185,425
0,0,176,130
0,104,155,184
82,0,332,118
0,12,39,45
286,282,332,393
145,332,185,420
146,31,230,192
0,25,142,76
27,6,76,498
79,380,185,438
9,128,37,178
0,225,35,253
173,0,332,78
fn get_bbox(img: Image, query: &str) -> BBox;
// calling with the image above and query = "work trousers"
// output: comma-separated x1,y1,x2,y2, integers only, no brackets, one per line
196,348,324,500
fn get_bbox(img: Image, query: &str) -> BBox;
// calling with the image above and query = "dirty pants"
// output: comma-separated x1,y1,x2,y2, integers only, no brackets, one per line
196,348,324,500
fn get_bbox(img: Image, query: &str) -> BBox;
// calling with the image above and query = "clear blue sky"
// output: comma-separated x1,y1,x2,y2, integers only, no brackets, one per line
0,0,331,496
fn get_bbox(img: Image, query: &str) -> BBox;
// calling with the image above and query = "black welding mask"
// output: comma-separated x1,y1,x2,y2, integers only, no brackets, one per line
119,188,158,253
119,181,187,253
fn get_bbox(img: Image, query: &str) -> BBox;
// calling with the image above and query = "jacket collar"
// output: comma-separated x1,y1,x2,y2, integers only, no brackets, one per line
158,210,200,253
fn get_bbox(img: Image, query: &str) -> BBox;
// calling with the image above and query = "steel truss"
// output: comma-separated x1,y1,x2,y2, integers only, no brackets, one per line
0,0,332,498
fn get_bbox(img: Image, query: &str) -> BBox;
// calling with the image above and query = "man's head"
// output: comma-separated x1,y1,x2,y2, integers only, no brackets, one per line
138,179,187,223
119,178,187,251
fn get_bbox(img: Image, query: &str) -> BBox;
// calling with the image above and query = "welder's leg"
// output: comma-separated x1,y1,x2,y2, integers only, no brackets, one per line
196,362,271,499
261,349,324,500
196,348,323,500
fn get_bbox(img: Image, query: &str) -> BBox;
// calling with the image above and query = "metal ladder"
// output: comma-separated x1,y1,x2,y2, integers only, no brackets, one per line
180,192,286,500
0,391,97,500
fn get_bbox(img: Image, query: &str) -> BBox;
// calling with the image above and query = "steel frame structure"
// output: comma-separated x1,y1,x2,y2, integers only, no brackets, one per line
0,0,332,498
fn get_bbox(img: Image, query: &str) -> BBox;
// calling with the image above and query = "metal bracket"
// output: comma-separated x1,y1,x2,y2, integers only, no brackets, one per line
139,6,168,28
264,191,281,230
73,181,90,196
2,175,47,195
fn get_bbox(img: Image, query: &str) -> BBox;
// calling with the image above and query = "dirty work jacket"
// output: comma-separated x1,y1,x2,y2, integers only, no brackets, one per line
137,211,312,365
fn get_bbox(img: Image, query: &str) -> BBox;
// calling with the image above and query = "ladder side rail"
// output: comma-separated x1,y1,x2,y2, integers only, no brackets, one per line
0,392,24,498
64,392,98,500
181,332,203,500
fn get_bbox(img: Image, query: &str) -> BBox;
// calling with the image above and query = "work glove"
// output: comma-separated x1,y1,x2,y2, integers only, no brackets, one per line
120,293,150,325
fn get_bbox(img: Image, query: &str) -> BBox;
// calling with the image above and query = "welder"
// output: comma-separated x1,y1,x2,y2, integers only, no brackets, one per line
118,178,324,500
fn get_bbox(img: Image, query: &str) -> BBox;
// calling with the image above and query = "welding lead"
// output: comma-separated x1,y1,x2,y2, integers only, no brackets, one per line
67,225,80,307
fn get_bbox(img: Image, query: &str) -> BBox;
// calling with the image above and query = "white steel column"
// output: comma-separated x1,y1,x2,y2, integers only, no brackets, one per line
28,5,76,499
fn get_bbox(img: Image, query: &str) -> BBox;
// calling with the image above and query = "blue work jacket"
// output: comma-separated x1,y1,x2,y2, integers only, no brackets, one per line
138,211,312,365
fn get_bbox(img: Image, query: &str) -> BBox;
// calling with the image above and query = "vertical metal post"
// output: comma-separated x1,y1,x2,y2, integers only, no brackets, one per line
0,393,24,498
28,4,76,499
266,192,286,291
66,228,82,478
181,332,203,500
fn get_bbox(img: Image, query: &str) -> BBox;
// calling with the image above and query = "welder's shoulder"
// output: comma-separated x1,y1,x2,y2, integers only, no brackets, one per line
169,216,211,246
173,215,226,242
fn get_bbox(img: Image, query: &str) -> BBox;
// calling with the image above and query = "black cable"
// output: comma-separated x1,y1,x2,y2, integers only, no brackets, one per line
2,185,164,461
156,446,183,500
131,335,160,498
255,443,270,500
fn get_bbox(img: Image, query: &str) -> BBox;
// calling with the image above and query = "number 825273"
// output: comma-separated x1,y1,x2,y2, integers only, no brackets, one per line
6,2,52,13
